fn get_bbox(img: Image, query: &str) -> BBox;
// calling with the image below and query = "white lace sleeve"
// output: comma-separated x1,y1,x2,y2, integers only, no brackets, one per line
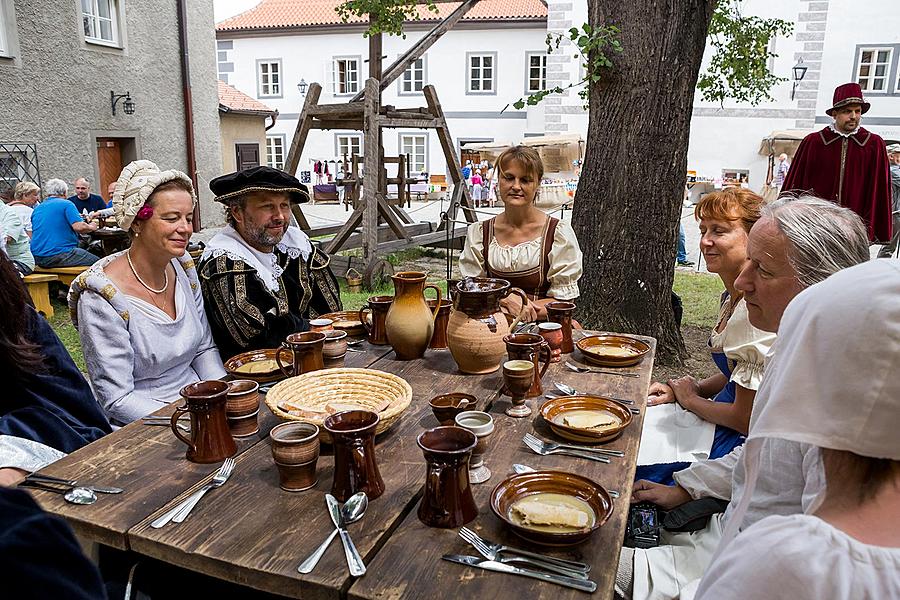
458,220,487,278
723,299,776,390
546,220,583,300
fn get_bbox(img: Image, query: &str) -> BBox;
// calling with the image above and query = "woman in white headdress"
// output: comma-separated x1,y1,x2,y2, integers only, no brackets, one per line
695,259,900,600
69,161,225,426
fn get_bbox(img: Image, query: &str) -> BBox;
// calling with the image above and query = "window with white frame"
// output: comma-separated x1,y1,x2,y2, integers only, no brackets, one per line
0,5,9,56
332,57,360,95
526,52,547,93
400,57,425,94
335,134,362,160
857,47,892,92
399,134,427,173
82,0,120,46
266,135,285,170
257,60,282,97
467,53,496,94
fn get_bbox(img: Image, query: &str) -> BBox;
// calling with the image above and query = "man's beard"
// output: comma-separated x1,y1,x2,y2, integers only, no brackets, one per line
244,220,285,247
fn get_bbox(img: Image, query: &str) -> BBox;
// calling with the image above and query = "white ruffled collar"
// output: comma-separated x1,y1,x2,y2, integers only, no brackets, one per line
202,225,312,292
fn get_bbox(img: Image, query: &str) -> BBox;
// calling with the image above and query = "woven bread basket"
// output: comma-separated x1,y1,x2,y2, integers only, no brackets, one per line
265,368,413,442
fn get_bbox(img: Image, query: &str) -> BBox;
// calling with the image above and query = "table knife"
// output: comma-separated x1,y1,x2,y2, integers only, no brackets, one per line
442,555,596,593
25,473,123,494
326,494,366,576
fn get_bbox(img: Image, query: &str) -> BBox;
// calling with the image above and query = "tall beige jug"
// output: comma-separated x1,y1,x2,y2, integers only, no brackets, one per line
385,271,441,360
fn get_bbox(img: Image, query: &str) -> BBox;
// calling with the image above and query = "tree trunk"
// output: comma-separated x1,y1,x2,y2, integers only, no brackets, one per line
573,0,715,364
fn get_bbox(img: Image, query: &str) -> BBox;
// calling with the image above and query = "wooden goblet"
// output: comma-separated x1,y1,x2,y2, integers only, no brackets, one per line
503,359,536,418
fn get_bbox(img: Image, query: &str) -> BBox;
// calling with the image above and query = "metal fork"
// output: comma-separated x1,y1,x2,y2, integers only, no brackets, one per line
458,527,589,580
523,433,624,458
458,527,590,572
523,436,610,464
565,361,639,378
150,458,235,528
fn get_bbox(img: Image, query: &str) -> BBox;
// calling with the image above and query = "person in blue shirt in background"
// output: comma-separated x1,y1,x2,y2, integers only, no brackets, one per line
31,179,99,268
68,177,106,214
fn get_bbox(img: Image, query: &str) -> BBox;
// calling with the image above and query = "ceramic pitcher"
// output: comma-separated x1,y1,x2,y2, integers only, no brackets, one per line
385,272,441,360
417,426,478,528
171,381,237,464
447,278,529,374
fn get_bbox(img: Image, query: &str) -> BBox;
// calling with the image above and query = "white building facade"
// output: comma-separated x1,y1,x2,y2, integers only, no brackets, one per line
215,1,549,182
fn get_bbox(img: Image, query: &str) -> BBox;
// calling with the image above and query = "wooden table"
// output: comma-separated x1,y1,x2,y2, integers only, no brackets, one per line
25,337,654,599
89,227,131,256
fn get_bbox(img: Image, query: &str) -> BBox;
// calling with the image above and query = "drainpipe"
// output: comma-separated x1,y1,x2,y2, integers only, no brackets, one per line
265,111,279,131
176,0,201,230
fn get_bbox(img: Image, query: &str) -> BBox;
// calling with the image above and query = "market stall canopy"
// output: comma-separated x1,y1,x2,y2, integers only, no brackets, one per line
758,129,815,158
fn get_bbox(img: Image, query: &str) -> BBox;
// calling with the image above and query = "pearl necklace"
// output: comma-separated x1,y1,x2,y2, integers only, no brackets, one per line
126,250,169,294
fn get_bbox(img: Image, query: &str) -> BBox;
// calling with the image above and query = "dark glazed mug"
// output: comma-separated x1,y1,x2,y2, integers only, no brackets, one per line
503,332,551,398
427,298,453,349
171,380,237,464
417,426,478,528
546,301,576,353
358,295,393,346
324,410,385,503
276,331,326,378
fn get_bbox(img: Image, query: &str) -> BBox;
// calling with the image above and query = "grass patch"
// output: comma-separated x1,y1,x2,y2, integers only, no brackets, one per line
673,271,724,329
48,299,85,372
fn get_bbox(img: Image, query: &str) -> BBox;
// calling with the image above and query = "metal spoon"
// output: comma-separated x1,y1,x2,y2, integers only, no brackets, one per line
20,482,97,505
511,464,619,499
554,382,634,405
297,492,368,573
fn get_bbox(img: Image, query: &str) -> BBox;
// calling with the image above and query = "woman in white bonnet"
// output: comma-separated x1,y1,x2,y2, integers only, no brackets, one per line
695,259,900,600
69,161,225,426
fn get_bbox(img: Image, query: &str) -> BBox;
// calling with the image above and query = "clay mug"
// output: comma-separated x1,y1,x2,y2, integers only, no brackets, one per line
502,360,535,418
171,381,237,464
358,295,393,346
324,410,385,502
537,322,564,363
417,426,478,528
322,330,348,368
276,331,326,378
546,301,576,353
427,298,453,350
385,271,441,360
454,411,495,484
309,318,334,333
503,332,551,398
271,422,320,492
225,379,260,438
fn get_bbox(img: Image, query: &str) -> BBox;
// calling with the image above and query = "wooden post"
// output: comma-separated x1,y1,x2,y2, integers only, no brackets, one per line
362,77,381,272
285,83,322,175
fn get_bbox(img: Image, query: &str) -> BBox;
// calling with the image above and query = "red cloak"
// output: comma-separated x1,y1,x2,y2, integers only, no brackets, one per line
780,126,892,242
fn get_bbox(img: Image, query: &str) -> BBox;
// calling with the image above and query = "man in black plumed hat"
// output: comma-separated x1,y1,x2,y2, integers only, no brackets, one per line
198,166,342,360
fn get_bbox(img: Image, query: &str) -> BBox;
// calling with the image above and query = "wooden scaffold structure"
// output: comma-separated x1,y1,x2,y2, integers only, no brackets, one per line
283,0,482,288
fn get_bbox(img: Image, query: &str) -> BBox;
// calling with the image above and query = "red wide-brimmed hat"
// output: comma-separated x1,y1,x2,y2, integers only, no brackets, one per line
826,82,871,116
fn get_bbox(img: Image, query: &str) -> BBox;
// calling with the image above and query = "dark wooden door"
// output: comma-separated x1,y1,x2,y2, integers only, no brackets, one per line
236,144,260,171
97,139,124,199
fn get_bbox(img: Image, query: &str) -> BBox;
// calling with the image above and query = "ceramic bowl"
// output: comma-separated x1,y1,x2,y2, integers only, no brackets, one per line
490,470,613,546
539,395,633,444
429,393,476,425
575,334,650,368
270,422,320,465
226,380,260,416
224,349,289,383
320,311,367,337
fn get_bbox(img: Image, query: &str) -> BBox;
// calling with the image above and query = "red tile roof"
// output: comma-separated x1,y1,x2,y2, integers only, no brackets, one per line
217,0,547,32
218,80,277,115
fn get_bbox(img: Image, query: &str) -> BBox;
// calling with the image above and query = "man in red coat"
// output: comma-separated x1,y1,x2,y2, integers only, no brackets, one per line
780,83,892,242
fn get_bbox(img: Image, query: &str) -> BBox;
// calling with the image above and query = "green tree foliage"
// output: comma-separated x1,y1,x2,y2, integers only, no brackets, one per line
336,0,437,37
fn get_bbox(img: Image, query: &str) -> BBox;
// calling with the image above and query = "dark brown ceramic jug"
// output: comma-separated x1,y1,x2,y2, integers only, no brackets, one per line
171,381,237,464
276,331,326,378
358,295,393,346
324,410,385,503
417,426,478,528
427,298,453,350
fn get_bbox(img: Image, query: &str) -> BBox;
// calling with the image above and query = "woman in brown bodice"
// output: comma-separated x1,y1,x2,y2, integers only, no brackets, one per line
459,146,583,322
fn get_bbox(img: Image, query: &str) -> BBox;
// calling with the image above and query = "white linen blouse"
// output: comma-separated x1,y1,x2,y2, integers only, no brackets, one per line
71,252,226,426
709,297,776,391
696,514,900,600
458,218,583,299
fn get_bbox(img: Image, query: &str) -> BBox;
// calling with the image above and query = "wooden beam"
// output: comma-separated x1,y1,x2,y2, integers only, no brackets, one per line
310,119,365,130
362,77,381,266
284,83,322,175
378,117,442,129
325,206,364,254
290,203,311,230
306,103,364,117
376,195,411,241
351,0,480,101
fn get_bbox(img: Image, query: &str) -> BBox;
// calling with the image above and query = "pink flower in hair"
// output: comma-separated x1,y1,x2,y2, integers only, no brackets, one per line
136,205,154,220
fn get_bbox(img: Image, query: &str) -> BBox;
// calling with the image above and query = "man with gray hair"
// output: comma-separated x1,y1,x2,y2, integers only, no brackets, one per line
617,195,870,600
30,179,99,268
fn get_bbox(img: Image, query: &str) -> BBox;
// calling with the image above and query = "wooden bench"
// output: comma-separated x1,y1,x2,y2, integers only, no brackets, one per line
33,265,90,286
24,274,59,318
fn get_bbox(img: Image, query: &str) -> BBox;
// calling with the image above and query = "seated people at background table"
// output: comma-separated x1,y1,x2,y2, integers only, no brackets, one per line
695,259,900,600
68,177,106,214
8,181,39,238
198,166,342,360
0,201,34,275
0,254,110,488
459,145,582,322
616,196,871,600
70,161,225,427
30,178,99,268
638,189,775,485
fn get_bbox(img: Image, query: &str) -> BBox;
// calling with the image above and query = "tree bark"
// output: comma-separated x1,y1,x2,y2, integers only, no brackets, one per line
573,0,715,364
